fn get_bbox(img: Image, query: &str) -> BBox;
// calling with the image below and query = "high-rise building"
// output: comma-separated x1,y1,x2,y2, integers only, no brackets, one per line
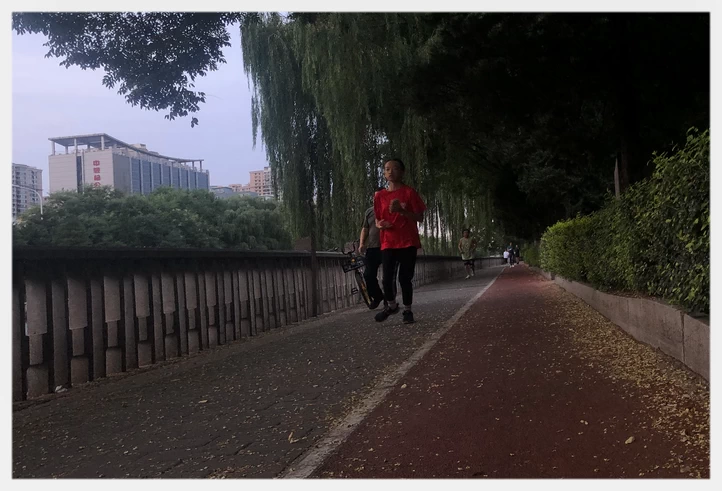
229,167,274,197
48,133,210,195
12,163,43,221
248,167,273,197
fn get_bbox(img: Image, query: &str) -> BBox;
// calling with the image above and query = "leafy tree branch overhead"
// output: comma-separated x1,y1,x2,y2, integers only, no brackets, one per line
13,12,244,126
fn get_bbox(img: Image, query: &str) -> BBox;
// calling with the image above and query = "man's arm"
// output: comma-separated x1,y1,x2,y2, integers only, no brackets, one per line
359,227,369,254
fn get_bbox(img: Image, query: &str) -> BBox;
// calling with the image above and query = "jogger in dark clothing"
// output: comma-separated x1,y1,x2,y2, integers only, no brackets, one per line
359,196,385,309
363,247,384,307
382,246,417,307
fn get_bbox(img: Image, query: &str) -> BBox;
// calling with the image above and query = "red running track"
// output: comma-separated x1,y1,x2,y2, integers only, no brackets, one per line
313,265,709,478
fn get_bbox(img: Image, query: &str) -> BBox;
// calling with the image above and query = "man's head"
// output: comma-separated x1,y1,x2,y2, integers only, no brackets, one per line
463,229,470,238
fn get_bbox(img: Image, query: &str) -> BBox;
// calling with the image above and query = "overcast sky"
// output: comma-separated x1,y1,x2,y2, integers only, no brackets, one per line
12,25,269,195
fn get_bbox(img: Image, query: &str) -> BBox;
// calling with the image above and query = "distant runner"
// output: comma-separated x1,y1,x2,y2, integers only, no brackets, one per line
458,228,478,279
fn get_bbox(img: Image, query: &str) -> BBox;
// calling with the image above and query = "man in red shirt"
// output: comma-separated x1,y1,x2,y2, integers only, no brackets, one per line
374,158,426,323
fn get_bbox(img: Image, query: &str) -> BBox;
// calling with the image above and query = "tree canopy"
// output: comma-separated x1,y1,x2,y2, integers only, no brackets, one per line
14,12,709,248
13,12,243,126
13,187,292,250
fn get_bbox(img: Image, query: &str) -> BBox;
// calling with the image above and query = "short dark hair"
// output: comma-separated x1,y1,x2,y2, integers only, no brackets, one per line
462,228,470,234
387,158,405,171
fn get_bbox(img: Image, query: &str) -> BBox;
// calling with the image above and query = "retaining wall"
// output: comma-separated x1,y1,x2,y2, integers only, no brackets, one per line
530,267,709,381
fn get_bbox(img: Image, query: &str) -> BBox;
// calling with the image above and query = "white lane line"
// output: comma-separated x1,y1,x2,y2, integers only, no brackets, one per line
280,268,503,478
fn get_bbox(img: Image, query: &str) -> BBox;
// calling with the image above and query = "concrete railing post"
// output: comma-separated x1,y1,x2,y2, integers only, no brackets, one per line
238,266,252,338
103,274,123,375
13,283,24,401
184,270,200,353
215,267,227,345
204,269,218,346
252,266,263,333
261,263,274,330
134,273,153,367
176,270,189,355
150,272,165,361
51,274,70,388
223,269,234,341
161,270,179,358
67,275,90,385
25,275,49,399
123,275,138,369
231,267,242,340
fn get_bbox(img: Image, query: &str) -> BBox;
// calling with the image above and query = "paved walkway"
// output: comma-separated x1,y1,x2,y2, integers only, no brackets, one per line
13,266,502,478
13,265,709,478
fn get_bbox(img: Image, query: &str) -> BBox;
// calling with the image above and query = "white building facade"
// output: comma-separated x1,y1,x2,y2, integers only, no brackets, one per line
48,134,210,195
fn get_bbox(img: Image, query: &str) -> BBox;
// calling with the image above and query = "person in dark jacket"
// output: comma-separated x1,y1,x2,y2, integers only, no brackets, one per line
359,187,387,309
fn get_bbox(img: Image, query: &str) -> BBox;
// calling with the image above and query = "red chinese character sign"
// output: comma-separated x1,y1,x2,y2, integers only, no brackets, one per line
92,160,101,185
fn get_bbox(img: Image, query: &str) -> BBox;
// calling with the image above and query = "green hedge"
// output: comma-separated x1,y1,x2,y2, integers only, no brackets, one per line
539,128,709,314
521,242,541,267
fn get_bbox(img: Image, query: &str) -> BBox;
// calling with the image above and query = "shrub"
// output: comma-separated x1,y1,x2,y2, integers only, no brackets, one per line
13,186,293,251
521,242,541,267
539,128,709,314
540,214,595,281
641,128,709,313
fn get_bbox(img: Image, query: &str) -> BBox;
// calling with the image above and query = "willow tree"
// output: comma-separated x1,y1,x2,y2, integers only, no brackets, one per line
240,14,323,242
240,13,500,252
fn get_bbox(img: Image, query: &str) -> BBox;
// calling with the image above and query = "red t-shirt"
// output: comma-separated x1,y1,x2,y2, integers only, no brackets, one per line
374,185,426,250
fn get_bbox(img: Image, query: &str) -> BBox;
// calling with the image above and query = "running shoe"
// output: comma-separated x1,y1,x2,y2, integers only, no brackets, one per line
375,304,400,322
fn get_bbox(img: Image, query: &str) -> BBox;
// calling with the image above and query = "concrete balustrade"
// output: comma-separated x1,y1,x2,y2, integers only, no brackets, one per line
12,247,505,401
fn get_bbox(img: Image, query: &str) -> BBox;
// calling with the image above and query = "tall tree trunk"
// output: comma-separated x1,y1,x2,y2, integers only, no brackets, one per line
613,15,640,193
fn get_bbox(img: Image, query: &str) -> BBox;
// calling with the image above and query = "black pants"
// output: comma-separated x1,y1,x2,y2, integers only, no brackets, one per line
382,246,417,306
364,247,384,303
